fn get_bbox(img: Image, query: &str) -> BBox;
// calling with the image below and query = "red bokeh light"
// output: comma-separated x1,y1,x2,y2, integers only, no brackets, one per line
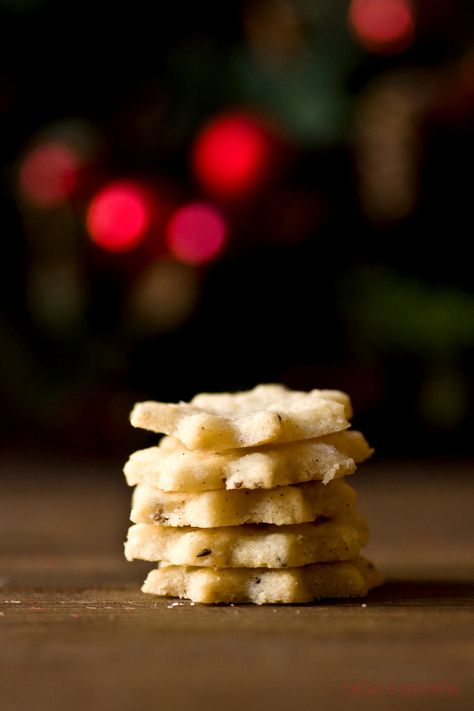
19,141,79,207
349,0,414,55
192,113,272,199
167,202,227,265
87,182,150,253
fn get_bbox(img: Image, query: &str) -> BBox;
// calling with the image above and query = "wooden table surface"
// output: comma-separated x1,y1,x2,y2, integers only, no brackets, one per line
1,456,473,711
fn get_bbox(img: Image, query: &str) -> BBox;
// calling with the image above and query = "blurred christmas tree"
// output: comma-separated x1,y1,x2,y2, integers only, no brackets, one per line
1,0,474,458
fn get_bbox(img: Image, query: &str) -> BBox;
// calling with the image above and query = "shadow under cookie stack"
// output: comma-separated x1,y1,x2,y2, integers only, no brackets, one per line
124,385,383,604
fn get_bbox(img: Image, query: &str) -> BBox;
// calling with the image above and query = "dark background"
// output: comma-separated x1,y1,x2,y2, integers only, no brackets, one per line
1,0,474,462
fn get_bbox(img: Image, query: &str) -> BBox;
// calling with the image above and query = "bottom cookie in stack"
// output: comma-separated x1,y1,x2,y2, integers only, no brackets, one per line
141,557,382,605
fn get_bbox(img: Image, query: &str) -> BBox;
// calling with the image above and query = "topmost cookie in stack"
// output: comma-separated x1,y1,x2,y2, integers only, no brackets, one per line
124,384,383,604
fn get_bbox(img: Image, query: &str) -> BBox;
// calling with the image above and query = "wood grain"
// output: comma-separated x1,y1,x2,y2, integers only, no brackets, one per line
0,456,473,711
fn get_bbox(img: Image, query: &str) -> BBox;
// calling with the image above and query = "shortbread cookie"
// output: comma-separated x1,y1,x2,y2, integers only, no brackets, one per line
130,384,351,450
125,512,369,567
141,556,383,604
124,430,372,492
323,430,374,463
191,384,353,419
130,479,356,528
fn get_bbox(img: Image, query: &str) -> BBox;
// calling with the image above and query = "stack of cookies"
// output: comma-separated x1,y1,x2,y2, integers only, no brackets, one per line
124,384,382,604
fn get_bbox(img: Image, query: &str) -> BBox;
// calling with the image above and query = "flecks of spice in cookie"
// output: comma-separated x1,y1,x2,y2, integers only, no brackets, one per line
196,548,212,557
153,509,169,523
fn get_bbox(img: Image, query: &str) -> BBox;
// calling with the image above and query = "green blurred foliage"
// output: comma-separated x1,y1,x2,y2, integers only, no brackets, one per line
346,268,474,357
